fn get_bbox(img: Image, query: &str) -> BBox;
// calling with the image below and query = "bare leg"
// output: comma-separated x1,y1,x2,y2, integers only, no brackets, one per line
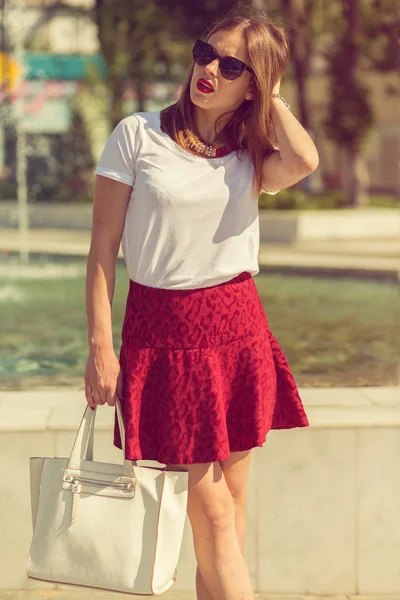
166,451,254,600
194,450,252,599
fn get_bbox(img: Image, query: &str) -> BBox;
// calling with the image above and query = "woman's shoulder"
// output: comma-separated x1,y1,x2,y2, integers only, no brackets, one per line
114,111,159,137
123,111,159,130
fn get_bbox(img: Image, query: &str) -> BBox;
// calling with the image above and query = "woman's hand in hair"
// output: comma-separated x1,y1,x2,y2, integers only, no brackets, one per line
272,79,281,95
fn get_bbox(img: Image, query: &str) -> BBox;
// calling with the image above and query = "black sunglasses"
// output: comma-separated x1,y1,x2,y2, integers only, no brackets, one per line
192,38,254,81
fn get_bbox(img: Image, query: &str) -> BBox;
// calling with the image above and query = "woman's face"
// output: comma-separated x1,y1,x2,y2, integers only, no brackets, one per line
190,29,253,115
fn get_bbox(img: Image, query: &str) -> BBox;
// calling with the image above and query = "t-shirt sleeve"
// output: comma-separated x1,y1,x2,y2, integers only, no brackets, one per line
262,189,280,194
93,115,140,187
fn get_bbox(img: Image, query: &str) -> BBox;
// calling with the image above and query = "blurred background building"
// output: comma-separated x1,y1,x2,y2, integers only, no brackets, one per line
0,0,184,202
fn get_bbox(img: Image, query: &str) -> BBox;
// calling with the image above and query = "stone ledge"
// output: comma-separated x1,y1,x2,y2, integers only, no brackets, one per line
259,208,400,242
0,387,399,432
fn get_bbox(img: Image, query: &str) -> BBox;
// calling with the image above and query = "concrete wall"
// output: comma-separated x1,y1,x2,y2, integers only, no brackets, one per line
0,387,399,596
258,208,400,243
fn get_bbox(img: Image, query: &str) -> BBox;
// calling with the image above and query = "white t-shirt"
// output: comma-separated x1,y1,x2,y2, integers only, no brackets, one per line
94,110,279,290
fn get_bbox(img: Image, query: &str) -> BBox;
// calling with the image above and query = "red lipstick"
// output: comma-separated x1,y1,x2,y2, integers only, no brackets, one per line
197,78,214,93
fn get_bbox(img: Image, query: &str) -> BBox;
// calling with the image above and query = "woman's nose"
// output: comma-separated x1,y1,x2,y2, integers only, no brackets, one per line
205,59,219,77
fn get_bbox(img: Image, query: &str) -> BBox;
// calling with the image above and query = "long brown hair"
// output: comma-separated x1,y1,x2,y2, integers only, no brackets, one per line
160,6,290,197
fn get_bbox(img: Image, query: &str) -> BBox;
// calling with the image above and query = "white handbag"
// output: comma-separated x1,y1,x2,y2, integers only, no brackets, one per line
26,398,189,595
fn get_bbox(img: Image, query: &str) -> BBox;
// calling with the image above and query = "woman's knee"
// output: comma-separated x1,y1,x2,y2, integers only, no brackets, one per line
195,494,236,533
182,462,235,532
165,460,238,533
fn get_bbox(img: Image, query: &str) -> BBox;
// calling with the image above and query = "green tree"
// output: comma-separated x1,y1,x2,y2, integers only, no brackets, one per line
94,0,241,127
95,0,178,126
274,0,397,205
362,0,399,72
322,0,375,206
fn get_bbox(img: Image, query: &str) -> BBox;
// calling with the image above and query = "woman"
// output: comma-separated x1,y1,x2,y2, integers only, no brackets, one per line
85,11,318,600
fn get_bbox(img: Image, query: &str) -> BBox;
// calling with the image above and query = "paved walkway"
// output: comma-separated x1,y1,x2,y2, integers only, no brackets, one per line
1,590,399,599
1,228,399,278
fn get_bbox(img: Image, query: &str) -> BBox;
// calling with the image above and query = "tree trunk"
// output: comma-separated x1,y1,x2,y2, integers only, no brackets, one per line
110,81,126,131
342,0,368,207
341,146,370,207
135,77,146,113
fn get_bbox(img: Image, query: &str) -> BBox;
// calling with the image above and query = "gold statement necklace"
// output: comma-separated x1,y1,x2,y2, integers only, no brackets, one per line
184,132,236,158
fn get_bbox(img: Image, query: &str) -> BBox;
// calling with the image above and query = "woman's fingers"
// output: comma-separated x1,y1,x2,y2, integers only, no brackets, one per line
108,370,123,407
108,387,120,407
272,79,281,95
92,387,106,405
106,387,116,407
85,381,96,411
84,355,121,409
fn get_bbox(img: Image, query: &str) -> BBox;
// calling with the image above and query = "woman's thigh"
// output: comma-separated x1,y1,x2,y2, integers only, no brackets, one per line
219,450,253,503
164,451,253,529
164,461,236,530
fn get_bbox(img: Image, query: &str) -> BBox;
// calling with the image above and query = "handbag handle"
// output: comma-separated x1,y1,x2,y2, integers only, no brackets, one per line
68,398,134,477
86,412,95,461
85,398,125,461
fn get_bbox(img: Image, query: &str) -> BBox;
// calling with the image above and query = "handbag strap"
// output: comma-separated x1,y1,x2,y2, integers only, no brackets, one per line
67,399,134,477
86,412,95,461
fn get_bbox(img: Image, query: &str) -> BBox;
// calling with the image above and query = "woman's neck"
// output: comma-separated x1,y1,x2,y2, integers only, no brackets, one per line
194,109,229,146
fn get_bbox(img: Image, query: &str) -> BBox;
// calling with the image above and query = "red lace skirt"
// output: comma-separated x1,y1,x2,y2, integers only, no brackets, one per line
114,271,309,464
